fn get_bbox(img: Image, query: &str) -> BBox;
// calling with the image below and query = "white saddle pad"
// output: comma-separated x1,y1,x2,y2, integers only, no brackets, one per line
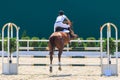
62,29,70,33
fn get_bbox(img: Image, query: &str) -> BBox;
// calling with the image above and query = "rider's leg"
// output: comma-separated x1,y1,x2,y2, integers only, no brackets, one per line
58,23,77,38
54,22,69,32
58,22,70,28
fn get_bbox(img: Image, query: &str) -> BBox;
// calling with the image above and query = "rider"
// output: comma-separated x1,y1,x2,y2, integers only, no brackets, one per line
54,10,76,38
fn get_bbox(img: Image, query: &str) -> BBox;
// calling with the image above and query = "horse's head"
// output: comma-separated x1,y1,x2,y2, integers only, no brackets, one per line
70,34,78,39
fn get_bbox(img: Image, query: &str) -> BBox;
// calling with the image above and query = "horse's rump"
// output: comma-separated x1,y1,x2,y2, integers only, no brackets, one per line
48,32,70,51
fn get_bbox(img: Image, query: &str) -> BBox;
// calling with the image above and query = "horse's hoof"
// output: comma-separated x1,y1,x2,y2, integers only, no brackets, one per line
49,67,52,73
58,67,62,71
50,70,52,73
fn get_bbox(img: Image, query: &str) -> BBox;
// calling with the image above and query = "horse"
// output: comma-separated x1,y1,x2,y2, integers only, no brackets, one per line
48,21,78,73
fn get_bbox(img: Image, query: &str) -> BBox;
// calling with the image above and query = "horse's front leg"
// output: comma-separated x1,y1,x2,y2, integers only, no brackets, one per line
50,51,53,73
58,50,62,71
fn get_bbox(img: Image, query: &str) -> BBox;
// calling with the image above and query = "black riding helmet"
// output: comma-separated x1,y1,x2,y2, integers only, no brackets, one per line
59,10,64,15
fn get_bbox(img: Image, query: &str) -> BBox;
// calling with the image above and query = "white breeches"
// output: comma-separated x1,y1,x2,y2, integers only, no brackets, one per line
54,22,70,32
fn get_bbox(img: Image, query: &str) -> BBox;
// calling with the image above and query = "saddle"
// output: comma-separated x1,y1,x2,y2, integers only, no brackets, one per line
55,27,68,32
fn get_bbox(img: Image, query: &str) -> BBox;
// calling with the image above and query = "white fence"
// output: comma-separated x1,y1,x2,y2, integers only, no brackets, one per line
19,39,102,51
0,39,120,51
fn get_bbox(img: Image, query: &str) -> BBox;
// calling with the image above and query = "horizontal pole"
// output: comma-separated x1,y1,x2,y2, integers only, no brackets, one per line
0,55,47,58
19,64,101,66
19,55,47,58
0,55,118,58
19,55,101,58
1,39,120,42
19,64,48,66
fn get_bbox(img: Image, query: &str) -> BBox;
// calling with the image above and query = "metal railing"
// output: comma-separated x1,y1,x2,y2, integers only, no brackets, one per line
0,39,120,51
18,39,103,51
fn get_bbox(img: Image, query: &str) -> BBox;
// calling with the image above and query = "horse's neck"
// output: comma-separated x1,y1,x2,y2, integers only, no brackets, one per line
67,33,70,39
61,32,70,38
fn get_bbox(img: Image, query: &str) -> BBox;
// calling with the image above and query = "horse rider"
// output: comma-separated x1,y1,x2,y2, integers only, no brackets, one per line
54,10,76,38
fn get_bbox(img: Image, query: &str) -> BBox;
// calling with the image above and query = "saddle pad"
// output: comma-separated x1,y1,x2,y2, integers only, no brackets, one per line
62,29,70,33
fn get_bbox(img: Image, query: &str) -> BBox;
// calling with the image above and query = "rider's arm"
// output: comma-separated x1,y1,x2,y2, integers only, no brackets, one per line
64,15,71,26
66,17,71,25
63,15,70,22
66,16,70,22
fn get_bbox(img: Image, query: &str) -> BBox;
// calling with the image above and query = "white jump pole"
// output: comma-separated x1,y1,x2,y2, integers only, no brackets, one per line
110,23,118,75
2,23,20,75
11,23,20,68
100,22,118,76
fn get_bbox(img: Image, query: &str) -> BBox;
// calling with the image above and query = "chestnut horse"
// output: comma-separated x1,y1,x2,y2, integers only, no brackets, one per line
48,22,78,73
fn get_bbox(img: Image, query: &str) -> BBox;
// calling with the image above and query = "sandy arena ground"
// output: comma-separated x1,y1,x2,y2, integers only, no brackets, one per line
0,57,120,80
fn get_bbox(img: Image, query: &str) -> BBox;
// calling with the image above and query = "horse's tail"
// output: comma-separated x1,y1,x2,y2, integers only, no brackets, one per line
49,36,56,50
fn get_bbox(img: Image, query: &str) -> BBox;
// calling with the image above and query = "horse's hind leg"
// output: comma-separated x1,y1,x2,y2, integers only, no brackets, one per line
58,50,63,71
49,51,53,73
